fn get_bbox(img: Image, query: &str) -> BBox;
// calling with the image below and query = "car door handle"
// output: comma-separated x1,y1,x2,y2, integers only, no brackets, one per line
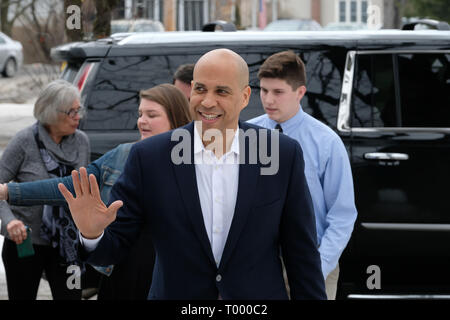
363,152,409,161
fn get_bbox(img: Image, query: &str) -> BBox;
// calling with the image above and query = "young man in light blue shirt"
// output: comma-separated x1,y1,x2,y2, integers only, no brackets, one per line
248,50,357,300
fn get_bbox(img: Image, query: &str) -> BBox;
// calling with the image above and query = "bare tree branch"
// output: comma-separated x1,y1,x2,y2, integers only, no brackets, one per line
10,0,35,22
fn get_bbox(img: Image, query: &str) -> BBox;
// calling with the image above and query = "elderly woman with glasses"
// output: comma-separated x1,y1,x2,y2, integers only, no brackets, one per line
0,79,90,300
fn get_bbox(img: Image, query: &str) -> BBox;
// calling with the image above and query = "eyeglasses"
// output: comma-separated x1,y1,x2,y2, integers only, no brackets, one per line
58,106,84,119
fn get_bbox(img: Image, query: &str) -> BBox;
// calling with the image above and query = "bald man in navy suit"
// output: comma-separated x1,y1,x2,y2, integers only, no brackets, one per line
59,48,326,300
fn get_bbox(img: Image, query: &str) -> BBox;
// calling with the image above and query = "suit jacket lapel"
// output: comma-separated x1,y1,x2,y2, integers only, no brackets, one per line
171,122,216,266
219,122,260,269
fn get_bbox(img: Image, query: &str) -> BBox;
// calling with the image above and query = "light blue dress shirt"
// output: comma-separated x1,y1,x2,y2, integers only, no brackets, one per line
248,106,357,279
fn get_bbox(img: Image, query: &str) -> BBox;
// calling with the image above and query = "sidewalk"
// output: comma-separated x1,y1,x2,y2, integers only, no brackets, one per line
0,101,36,156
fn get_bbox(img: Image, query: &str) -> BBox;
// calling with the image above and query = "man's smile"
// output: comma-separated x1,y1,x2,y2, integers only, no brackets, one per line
198,111,223,122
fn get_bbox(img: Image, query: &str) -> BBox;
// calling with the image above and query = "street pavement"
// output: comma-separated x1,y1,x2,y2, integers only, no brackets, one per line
0,101,52,300
0,100,36,156
0,64,59,104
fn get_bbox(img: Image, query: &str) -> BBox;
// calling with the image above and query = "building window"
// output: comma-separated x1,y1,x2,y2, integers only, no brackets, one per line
337,0,370,24
145,0,164,22
361,0,368,23
350,1,357,22
339,1,346,22
178,0,208,31
113,0,126,19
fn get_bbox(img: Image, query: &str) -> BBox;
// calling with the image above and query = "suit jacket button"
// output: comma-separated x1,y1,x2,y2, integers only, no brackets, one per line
216,274,222,282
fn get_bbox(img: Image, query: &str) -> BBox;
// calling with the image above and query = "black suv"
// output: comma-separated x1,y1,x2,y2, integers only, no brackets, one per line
51,29,450,299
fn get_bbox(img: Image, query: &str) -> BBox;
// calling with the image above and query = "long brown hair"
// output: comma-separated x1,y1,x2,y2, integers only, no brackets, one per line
139,84,192,129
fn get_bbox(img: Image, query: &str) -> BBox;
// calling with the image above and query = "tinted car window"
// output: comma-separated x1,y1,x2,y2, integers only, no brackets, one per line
61,62,82,83
398,53,450,127
82,55,200,130
301,50,346,129
351,54,397,127
82,52,268,130
82,48,345,131
351,52,450,128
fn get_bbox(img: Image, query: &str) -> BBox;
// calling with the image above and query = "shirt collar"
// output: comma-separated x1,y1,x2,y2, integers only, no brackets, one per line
267,105,306,132
194,122,240,156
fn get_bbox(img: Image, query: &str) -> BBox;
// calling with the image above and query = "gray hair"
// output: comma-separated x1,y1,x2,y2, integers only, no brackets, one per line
33,80,81,125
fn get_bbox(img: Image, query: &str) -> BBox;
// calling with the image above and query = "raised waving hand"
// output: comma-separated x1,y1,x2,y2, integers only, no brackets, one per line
58,167,123,239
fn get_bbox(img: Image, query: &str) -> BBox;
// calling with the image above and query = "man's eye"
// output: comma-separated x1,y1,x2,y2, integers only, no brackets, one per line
194,87,205,92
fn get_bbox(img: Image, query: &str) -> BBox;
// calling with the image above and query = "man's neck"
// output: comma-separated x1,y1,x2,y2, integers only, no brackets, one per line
276,104,301,124
195,122,238,159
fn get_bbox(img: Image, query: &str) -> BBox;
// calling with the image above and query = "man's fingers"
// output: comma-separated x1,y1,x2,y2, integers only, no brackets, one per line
72,170,82,197
107,200,123,216
89,174,101,200
58,183,75,204
79,167,90,196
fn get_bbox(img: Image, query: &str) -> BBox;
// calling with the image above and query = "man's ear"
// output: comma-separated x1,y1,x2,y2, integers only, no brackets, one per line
241,85,252,110
297,85,307,101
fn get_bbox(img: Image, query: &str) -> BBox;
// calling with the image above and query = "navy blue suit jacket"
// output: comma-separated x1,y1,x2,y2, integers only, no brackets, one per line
85,121,326,300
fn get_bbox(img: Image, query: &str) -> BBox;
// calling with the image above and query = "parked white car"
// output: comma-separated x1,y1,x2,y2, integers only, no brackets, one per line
111,19,165,35
264,19,322,31
0,32,23,77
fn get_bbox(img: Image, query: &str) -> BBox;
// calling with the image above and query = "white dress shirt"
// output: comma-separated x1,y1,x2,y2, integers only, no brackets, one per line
81,124,241,268
193,123,240,266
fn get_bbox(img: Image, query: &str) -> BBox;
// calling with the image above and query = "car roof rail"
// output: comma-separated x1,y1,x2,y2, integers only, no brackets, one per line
202,20,237,32
402,19,450,30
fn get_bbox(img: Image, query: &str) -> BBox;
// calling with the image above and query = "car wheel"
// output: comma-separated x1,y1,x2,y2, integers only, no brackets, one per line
2,58,17,77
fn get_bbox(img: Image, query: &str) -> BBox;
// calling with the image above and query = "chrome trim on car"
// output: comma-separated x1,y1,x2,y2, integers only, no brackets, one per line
337,51,355,133
350,127,450,133
117,30,450,46
363,153,409,161
355,49,450,55
361,223,450,231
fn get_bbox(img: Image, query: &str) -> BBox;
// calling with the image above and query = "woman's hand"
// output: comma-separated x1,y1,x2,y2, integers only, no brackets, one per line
6,219,27,244
58,167,123,240
0,183,7,201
